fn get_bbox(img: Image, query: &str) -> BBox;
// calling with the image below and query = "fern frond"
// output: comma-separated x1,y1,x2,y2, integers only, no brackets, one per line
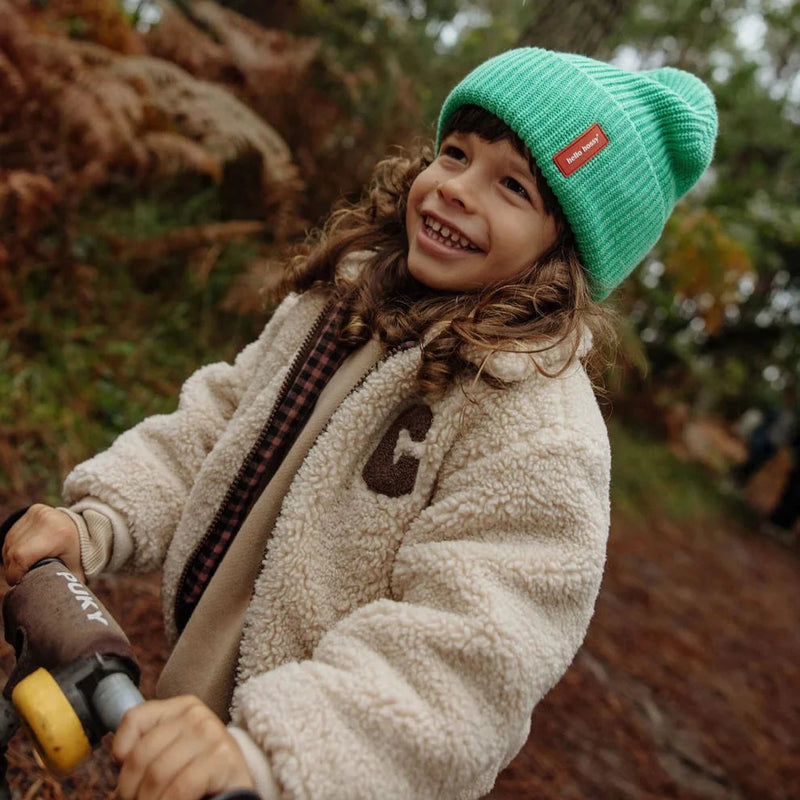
0,49,25,99
24,0,147,55
142,131,223,182
111,55,304,231
56,82,132,170
0,0,303,236
191,0,319,86
143,1,231,80
0,170,58,237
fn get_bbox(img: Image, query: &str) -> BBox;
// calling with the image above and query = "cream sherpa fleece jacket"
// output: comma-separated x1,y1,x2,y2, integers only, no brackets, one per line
63,289,610,800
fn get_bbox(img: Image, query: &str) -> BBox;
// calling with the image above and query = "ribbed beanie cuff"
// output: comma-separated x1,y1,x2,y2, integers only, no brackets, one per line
437,48,718,299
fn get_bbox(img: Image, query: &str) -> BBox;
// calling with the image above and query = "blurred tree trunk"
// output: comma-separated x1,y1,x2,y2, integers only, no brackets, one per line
517,0,637,56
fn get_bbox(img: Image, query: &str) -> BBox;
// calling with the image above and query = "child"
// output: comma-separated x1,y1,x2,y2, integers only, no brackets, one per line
2,48,717,800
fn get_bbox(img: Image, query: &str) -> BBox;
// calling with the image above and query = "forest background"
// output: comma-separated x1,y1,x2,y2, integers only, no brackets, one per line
0,0,798,798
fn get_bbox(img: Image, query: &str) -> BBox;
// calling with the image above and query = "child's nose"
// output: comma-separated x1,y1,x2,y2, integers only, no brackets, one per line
436,173,477,211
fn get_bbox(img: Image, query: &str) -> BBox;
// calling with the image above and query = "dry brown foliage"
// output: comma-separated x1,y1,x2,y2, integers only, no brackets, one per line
0,0,304,247
142,0,422,222
146,0,319,102
19,0,147,54
0,170,58,238
144,0,349,216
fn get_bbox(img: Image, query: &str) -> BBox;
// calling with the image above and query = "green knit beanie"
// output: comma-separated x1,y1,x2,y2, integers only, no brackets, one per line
436,48,718,300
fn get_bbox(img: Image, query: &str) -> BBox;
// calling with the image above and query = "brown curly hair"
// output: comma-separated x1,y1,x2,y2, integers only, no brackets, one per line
271,107,617,398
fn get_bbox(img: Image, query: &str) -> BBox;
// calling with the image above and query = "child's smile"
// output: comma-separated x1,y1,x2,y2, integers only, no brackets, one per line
421,213,482,252
405,132,558,292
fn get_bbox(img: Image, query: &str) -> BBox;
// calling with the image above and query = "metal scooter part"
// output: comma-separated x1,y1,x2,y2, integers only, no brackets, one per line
91,671,145,732
92,675,260,799
92,675,260,800
0,553,260,800
6,653,260,800
1,686,260,800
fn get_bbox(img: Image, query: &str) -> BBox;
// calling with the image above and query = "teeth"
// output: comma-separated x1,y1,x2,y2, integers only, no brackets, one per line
424,216,477,251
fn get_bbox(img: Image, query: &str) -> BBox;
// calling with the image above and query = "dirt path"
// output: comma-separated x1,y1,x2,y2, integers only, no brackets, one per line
488,514,799,800
2,512,798,799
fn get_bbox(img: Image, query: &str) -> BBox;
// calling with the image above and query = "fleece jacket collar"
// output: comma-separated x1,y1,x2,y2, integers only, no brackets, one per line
461,329,593,383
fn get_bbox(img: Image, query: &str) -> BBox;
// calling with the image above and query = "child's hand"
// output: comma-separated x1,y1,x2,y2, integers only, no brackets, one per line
113,695,255,800
1,503,83,585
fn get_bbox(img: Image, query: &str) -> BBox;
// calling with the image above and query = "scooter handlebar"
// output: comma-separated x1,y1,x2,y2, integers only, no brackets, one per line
1,558,263,799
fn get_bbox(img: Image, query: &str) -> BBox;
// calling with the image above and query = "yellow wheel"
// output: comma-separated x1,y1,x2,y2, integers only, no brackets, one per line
11,667,92,775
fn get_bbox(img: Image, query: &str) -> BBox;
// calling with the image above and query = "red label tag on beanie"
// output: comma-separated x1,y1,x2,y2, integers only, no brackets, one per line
553,123,609,177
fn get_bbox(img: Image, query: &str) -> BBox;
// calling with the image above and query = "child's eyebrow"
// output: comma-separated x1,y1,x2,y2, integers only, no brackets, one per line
501,144,535,177
511,159,535,181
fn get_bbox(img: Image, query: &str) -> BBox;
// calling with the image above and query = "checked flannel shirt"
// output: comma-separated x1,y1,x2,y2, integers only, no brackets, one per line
175,296,356,631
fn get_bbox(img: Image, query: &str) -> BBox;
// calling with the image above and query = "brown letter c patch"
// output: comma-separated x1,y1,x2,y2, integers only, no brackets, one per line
362,404,433,497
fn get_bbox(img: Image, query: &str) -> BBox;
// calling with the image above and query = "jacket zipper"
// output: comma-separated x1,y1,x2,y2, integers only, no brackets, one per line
342,339,415,404
174,299,335,628
293,339,416,471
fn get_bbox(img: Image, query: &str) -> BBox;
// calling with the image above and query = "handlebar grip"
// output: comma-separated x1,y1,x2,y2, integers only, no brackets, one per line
1,555,263,799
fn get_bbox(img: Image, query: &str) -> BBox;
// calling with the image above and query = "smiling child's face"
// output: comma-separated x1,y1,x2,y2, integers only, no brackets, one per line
405,131,559,293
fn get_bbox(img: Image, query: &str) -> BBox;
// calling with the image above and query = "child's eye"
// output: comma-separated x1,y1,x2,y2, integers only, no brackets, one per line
503,177,530,200
441,145,467,162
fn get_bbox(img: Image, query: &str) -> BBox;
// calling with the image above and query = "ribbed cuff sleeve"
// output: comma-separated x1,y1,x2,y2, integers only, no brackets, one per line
57,507,113,577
